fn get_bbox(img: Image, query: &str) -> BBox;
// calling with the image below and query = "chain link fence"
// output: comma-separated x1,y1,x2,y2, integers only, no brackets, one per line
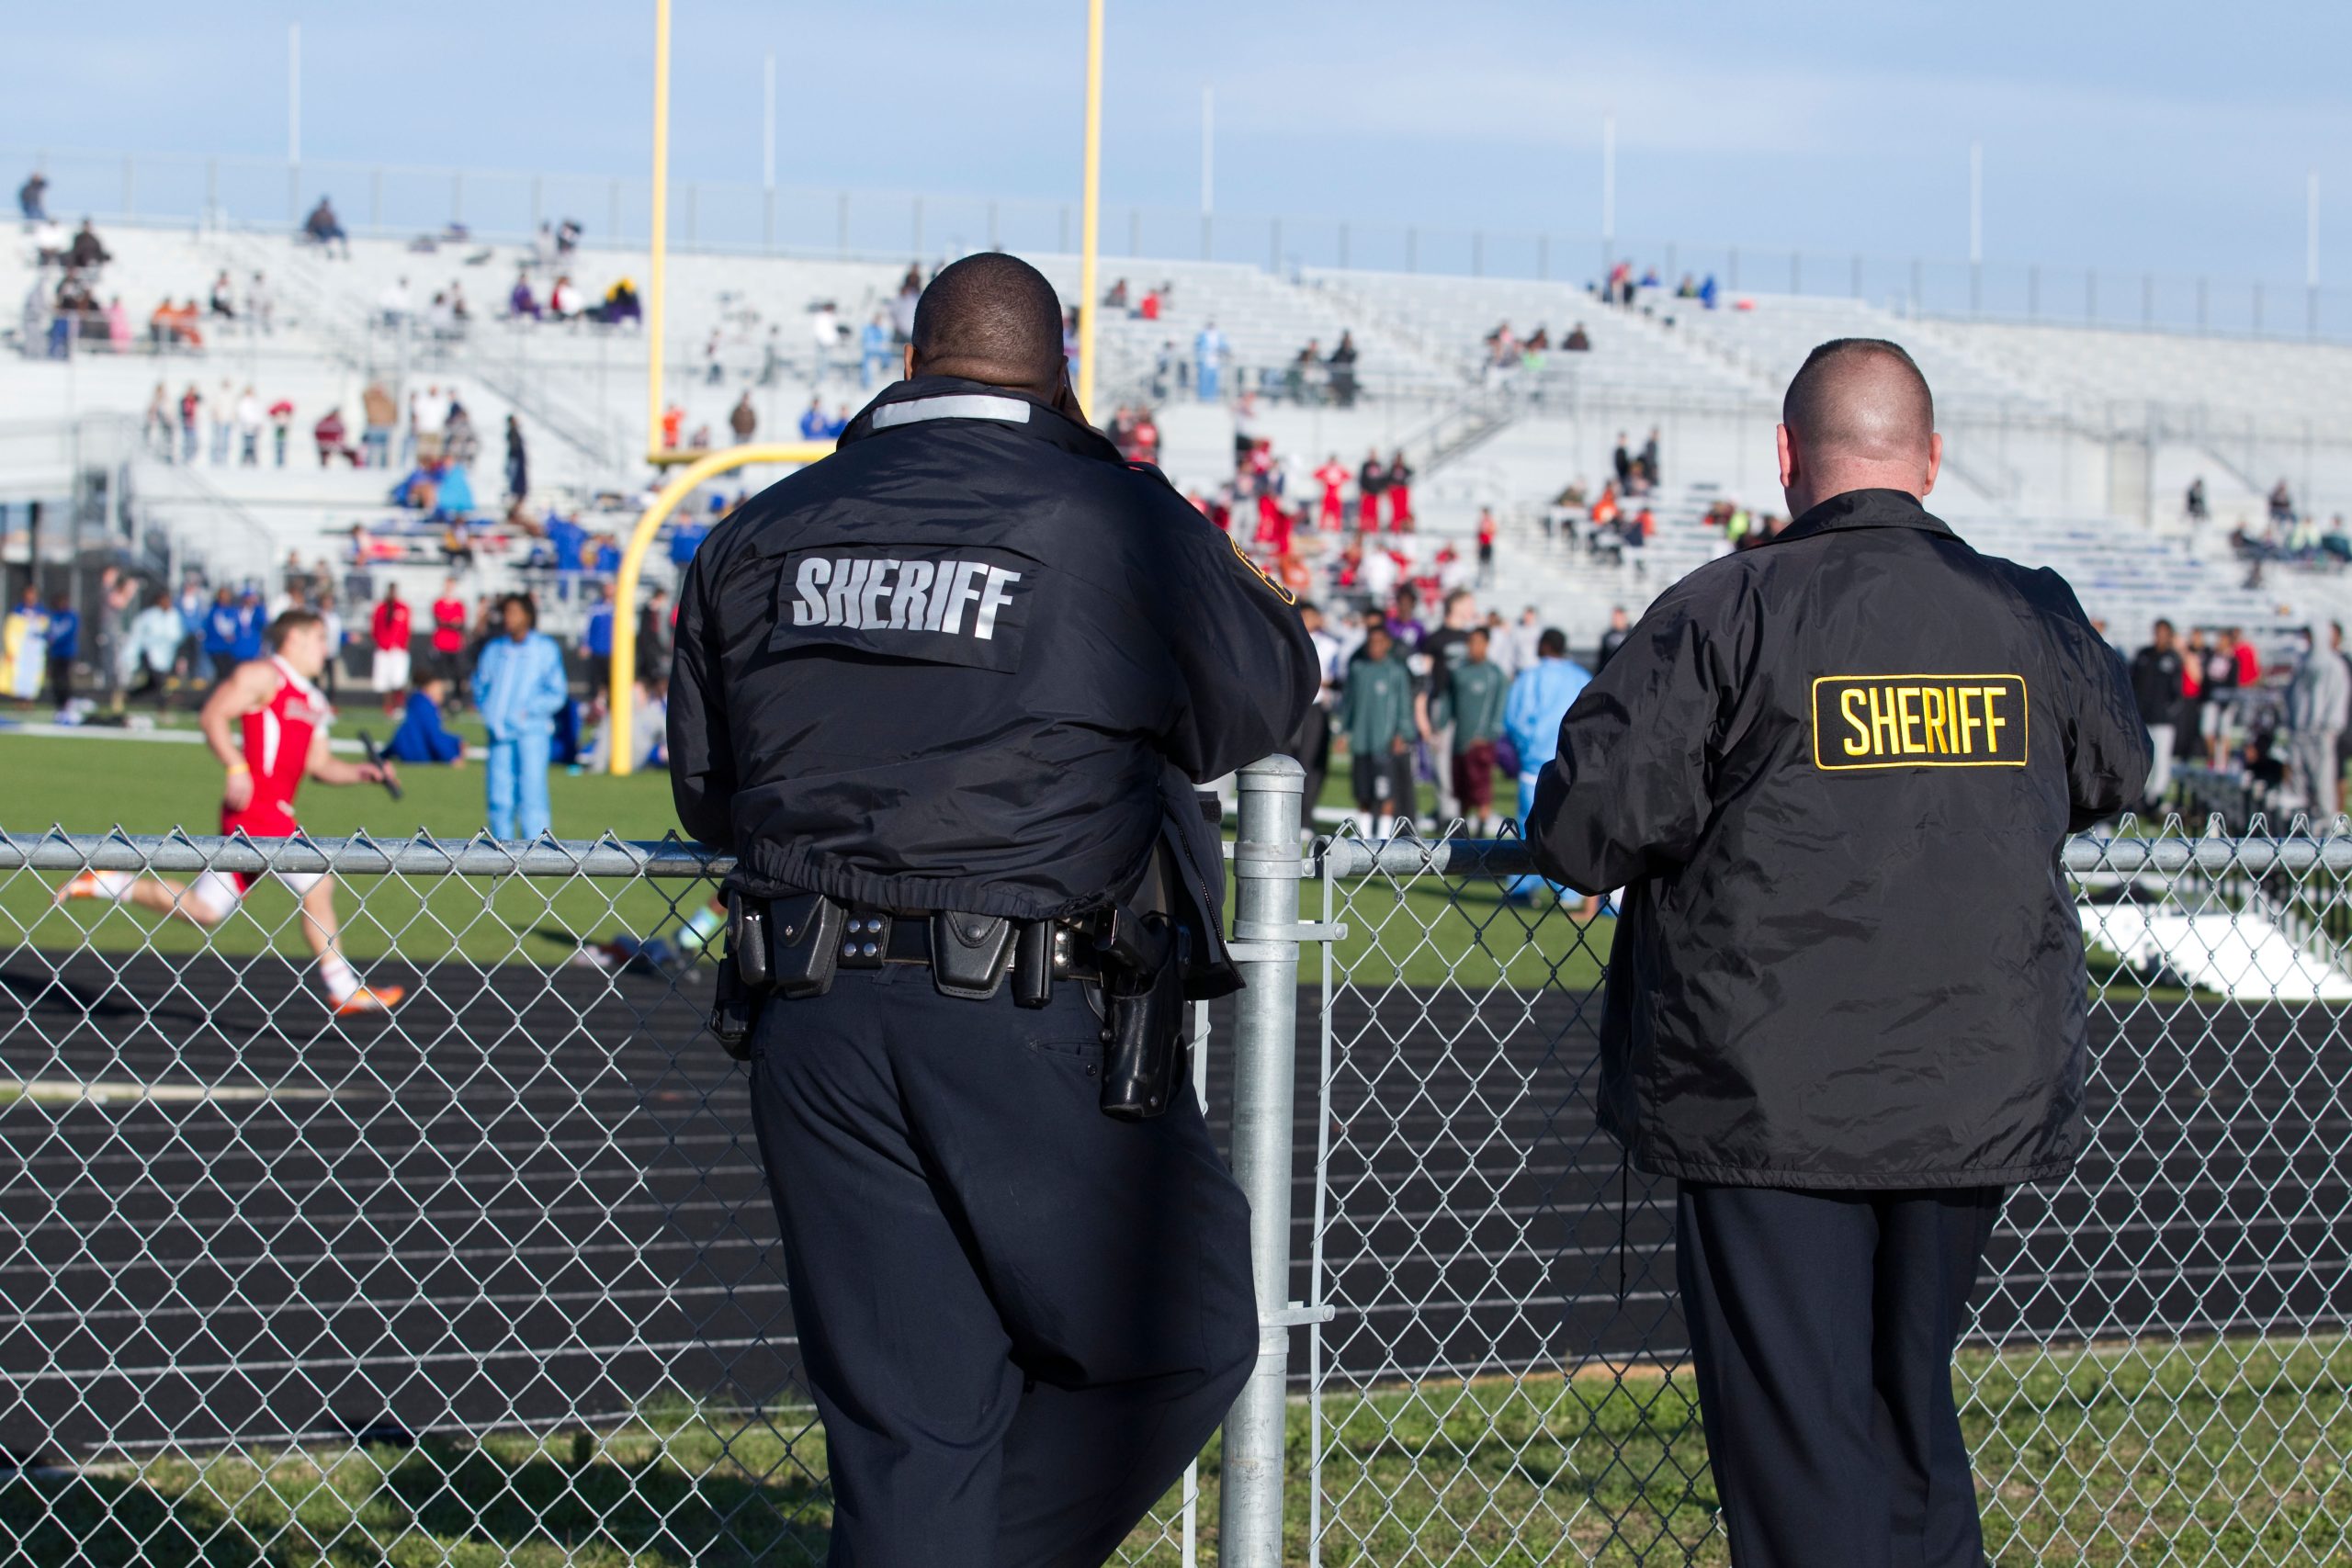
0,829,1216,1565
1303,820,2352,1567
6,793,2352,1564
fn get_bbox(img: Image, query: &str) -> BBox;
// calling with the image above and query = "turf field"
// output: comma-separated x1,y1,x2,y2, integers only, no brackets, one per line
6,1337,2344,1566
0,731,1611,988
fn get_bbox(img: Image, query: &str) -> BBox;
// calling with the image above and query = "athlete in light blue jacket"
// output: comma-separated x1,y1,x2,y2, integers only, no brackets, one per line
470,593,570,840
1502,626,1593,906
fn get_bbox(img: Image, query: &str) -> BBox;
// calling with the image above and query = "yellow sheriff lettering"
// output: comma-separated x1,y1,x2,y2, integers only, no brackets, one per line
1813,673,2027,770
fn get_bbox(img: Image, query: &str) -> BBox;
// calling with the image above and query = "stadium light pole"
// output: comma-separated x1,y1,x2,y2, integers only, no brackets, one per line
1201,85,1215,261
1601,112,1616,273
2310,168,2321,340
1076,0,1105,418
647,0,674,466
288,25,300,165
1969,141,1983,316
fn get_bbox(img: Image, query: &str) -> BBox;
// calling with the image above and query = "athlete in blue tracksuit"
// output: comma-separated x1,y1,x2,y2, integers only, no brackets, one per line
470,593,570,840
1502,627,1591,901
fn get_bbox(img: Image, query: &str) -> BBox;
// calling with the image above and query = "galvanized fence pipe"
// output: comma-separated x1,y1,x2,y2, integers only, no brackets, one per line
1217,757,1310,1567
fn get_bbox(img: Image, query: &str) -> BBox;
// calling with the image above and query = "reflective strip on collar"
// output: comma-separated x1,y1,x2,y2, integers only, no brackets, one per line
870,394,1034,431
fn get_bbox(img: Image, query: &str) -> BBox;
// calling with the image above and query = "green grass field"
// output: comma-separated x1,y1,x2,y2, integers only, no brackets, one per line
0,732,1615,988
6,1336,2343,1566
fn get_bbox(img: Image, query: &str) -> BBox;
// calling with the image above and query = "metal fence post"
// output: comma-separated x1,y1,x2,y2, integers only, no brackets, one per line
1220,755,1307,1567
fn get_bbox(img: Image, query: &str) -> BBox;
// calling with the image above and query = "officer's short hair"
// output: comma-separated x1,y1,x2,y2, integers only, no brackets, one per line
1783,338,1934,459
911,253,1067,396
1538,628,1567,658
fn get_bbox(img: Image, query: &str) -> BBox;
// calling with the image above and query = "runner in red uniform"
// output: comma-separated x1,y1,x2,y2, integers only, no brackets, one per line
59,608,404,1015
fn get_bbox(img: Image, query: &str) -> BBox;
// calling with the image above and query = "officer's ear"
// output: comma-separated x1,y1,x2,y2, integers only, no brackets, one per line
1051,363,1087,427
1921,432,1943,499
1774,423,1797,493
902,343,918,382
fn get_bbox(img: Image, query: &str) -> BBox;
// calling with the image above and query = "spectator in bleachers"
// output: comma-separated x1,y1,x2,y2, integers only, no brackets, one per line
125,589,182,709
361,379,396,468
890,265,921,341
312,404,353,465
797,396,827,441
2184,476,2209,524
809,300,842,379
208,271,237,323
245,272,274,334
1564,321,1591,352
504,415,527,501
1387,452,1414,530
860,312,892,387
104,295,129,351
1315,454,1348,531
177,385,200,462
302,197,350,257
66,219,110,271
1194,320,1227,400
1612,433,1634,491
2286,626,2350,819
2269,479,2295,526
18,171,46,221
143,384,171,456
2131,619,2188,815
1329,331,1360,407
2201,629,2242,765
234,387,264,466
209,378,234,464
1356,449,1385,531
729,391,758,445
508,269,540,320
1640,427,1661,490
387,673,466,765
378,276,412,329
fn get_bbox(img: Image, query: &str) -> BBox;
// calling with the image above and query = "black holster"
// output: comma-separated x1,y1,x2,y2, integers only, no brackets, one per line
1093,907,1191,1122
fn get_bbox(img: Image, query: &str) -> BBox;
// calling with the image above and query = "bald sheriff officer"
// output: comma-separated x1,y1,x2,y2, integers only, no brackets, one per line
1528,338,2148,1567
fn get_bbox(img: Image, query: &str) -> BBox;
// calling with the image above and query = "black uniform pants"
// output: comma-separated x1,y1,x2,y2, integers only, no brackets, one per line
1675,1182,2005,1568
747,963,1258,1567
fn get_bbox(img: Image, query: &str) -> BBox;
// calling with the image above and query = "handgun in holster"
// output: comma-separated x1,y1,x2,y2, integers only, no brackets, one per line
1092,902,1191,1122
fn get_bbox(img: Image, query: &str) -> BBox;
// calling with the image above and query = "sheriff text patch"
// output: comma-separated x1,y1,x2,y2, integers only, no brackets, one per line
1811,673,2028,771
768,545,1034,672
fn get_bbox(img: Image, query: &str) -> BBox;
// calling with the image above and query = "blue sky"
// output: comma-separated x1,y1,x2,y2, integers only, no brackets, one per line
9,2,2350,286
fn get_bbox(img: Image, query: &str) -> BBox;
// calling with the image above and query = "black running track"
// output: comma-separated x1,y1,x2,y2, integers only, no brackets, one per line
1,948,2347,1459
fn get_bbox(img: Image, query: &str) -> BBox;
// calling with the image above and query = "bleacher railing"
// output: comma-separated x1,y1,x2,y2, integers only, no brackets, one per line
11,143,2352,346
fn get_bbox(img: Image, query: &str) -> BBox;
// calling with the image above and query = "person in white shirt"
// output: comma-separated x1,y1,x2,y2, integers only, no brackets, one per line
412,385,448,463
810,303,841,379
234,388,265,466
378,276,413,327
1361,544,1401,606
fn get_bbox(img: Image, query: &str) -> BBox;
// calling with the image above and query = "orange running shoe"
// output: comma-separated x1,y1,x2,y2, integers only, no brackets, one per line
333,985,406,1016
55,873,111,905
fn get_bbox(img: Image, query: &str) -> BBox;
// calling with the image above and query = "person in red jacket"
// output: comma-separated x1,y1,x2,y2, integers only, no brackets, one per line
429,577,469,696
1315,454,1349,531
370,583,412,712
1386,451,1415,531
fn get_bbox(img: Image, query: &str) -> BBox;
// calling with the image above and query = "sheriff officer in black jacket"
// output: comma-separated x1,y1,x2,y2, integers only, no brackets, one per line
1529,339,2147,1568
669,253,1317,1566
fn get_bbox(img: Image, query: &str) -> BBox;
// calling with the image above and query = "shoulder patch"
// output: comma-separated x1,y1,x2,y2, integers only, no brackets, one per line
1229,533,1297,605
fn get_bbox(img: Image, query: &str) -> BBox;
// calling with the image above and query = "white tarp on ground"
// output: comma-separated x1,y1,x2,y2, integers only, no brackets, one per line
2082,903,2352,1002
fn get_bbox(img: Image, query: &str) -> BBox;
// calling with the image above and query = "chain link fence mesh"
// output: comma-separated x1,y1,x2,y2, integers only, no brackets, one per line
1307,821,2352,1567
0,829,1208,1566
6,816,2350,1564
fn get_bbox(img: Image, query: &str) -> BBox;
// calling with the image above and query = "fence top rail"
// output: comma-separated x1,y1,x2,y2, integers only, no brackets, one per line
1315,831,2352,881
0,830,730,880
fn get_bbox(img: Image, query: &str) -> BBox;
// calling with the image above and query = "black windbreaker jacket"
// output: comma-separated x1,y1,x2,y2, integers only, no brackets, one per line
668,377,1317,989
1529,489,2150,1190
